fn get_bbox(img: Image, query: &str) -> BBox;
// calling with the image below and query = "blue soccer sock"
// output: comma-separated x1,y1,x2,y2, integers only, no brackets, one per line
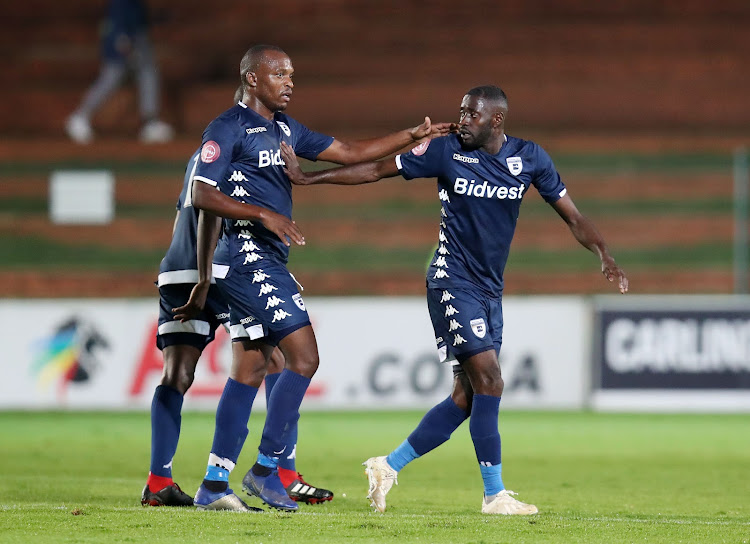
257,369,310,468
265,373,297,472
470,394,504,496
386,396,469,472
469,395,505,496
149,385,183,478
202,378,258,490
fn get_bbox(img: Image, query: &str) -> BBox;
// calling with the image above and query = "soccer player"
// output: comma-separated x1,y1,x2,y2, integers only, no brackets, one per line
187,44,452,511
280,85,629,515
142,146,333,509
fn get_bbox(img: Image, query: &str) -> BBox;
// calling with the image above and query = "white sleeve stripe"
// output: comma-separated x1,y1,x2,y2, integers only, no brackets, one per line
395,154,403,171
559,188,567,198
194,175,218,186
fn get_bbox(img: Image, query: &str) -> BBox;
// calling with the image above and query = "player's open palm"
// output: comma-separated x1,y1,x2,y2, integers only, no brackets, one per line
410,116,454,141
602,258,629,294
261,208,305,247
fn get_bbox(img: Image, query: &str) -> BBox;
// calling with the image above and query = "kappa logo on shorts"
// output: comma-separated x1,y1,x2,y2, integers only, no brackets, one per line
240,240,260,252
258,282,277,296
470,318,487,339
506,156,523,176
252,270,270,283
453,334,467,346
435,336,443,345
448,319,462,331
265,295,285,309
201,141,220,163
240,315,256,325
292,293,305,311
243,253,263,264
272,309,292,323
440,290,454,303
445,305,459,317
235,219,254,227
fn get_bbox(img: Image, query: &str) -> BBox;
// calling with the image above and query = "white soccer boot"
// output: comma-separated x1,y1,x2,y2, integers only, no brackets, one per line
65,114,93,144
481,490,539,515
139,119,174,143
363,456,398,513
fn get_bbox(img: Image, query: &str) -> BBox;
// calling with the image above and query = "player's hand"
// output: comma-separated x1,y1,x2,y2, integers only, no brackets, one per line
410,116,454,141
260,207,305,247
172,281,210,322
280,142,311,185
602,257,629,294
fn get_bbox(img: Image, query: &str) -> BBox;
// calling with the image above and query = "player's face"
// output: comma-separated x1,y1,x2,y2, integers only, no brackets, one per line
254,51,294,112
457,95,495,150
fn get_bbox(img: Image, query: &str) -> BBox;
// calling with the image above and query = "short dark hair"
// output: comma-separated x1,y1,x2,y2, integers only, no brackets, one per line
239,44,287,87
466,85,508,109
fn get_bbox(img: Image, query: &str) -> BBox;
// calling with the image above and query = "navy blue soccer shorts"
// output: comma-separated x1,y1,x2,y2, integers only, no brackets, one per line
215,261,311,347
156,283,230,351
426,287,503,367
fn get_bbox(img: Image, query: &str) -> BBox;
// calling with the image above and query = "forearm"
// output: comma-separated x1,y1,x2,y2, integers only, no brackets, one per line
568,216,613,262
196,210,222,284
193,181,271,221
336,131,416,164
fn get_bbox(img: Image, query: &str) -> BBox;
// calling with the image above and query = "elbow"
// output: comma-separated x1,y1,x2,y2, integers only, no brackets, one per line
192,182,211,211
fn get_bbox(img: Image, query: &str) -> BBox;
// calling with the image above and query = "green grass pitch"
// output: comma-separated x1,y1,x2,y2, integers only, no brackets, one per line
0,410,748,543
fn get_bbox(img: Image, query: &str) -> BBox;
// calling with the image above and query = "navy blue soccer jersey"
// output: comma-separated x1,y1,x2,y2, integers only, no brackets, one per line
157,149,203,285
193,102,333,269
396,134,567,296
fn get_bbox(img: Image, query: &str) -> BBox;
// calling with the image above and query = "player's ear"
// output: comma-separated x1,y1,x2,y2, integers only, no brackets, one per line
245,70,258,88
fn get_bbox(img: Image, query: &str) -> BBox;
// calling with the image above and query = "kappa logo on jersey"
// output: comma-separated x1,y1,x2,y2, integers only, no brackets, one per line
440,290,454,303
438,244,450,255
411,140,430,156
434,256,448,268
453,334,467,346
258,282,277,296
445,305,459,317
272,309,292,323
434,269,450,279
293,293,305,311
231,185,250,197
454,177,526,200
470,318,487,339
240,240,260,252
243,253,263,264
201,141,220,163
259,149,285,168
439,189,450,202
452,153,479,164
441,207,448,218
265,295,285,309
252,270,271,283
506,157,523,176
276,121,291,137
228,171,248,182
448,319,462,331
235,220,254,227
246,126,267,134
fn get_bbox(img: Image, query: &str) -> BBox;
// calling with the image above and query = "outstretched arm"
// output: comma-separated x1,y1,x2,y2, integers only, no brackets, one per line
551,194,629,294
281,142,400,186
317,116,453,165
172,209,222,321
192,180,305,247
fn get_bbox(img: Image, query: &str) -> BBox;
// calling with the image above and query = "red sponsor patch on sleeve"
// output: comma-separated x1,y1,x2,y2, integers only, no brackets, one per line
201,141,221,163
411,140,430,156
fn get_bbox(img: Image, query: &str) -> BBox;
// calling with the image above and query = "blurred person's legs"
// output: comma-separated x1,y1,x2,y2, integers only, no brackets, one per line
132,32,173,143
65,62,126,144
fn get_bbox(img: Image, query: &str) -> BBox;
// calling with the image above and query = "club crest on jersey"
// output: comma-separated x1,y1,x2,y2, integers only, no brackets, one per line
276,121,291,137
293,293,306,311
411,140,430,156
506,157,523,176
470,318,487,339
201,141,221,163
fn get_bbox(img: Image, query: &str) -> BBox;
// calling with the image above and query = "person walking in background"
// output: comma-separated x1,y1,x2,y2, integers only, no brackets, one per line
65,0,173,144
280,84,629,515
